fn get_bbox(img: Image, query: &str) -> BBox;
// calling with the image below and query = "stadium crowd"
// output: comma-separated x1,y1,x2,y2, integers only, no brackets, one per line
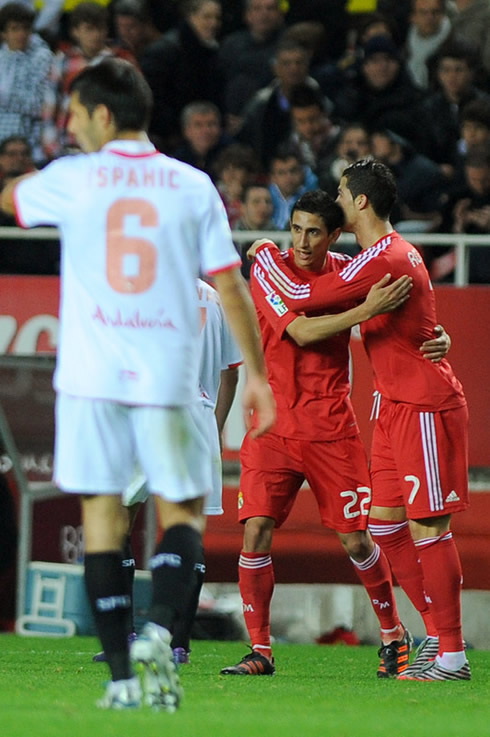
1,0,490,284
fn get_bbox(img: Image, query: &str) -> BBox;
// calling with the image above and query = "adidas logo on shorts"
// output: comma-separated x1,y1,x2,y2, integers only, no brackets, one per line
445,490,460,503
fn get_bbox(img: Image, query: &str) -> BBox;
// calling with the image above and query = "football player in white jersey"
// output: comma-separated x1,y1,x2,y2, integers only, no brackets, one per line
90,278,242,664
1,59,275,711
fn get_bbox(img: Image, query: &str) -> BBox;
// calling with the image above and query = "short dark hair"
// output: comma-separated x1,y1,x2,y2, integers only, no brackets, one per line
69,1,109,30
436,39,478,69
0,135,31,155
461,98,490,129
113,0,151,22
241,181,270,204
343,158,397,219
69,58,153,132
291,190,344,234
269,143,303,170
0,2,35,31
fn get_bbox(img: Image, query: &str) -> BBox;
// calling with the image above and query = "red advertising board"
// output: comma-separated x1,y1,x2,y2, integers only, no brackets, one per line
1,276,489,466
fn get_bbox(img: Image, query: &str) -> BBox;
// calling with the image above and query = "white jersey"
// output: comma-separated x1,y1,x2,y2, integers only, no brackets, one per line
197,278,242,409
14,140,241,406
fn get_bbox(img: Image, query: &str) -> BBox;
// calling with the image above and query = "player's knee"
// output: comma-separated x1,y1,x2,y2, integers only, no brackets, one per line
243,516,274,552
339,531,372,561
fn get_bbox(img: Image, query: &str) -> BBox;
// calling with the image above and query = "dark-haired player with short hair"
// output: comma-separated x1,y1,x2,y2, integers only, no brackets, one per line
221,189,432,679
253,160,471,681
1,57,275,709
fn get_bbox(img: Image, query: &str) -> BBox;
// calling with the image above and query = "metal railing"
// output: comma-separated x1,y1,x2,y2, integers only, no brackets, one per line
1,226,489,287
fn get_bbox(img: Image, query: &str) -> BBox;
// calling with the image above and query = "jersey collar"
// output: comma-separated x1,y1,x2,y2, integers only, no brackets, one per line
102,139,158,158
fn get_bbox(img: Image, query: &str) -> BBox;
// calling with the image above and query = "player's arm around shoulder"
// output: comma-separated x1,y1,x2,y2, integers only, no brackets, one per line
285,273,413,346
213,267,276,437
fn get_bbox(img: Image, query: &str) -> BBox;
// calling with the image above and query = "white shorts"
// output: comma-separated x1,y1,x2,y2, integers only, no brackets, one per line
54,393,213,503
121,403,224,515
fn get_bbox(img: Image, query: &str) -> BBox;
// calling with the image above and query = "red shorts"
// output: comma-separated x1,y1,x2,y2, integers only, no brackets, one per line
239,431,372,533
370,399,469,518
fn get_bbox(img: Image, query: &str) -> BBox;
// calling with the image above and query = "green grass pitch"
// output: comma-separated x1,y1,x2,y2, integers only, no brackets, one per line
0,635,488,737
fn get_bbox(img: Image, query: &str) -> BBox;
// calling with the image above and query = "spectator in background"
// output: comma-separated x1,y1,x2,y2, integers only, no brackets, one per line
316,11,398,103
237,38,322,169
140,0,224,152
268,145,318,230
213,143,261,229
173,101,230,179
219,0,285,134
370,128,449,233
234,181,276,279
422,40,490,178
55,2,137,154
112,0,162,59
405,0,453,89
451,0,490,86
289,83,339,184
286,0,349,63
0,135,33,183
333,35,427,154
319,122,371,198
0,3,58,166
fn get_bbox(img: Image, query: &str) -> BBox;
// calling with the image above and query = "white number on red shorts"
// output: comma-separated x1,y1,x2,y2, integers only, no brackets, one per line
405,475,421,505
341,486,372,519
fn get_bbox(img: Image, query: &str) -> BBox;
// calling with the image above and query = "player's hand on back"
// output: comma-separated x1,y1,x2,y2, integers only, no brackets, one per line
242,375,276,438
363,273,413,318
247,239,279,261
420,324,451,363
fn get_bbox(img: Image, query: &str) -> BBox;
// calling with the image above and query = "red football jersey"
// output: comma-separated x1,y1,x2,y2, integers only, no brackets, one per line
251,248,360,440
255,233,465,410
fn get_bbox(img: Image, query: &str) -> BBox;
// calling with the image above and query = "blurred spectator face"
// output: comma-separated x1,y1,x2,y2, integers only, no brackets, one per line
411,0,445,38
437,57,473,99
363,52,400,90
371,132,395,163
291,104,325,142
115,14,146,51
270,156,304,198
337,126,371,161
3,20,31,51
220,164,249,199
0,138,32,175
72,22,107,57
465,164,490,196
274,49,309,90
188,0,221,44
184,111,221,154
241,185,274,228
245,0,283,40
462,120,490,148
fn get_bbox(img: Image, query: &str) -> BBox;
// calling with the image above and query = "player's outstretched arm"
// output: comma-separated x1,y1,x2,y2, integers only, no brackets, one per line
420,324,451,363
286,274,412,346
0,172,37,216
213,268,276,437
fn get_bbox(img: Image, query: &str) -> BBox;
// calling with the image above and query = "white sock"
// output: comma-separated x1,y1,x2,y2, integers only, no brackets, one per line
436,651,467,670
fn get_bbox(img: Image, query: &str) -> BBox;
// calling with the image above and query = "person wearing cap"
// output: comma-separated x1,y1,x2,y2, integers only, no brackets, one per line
333,34,427,154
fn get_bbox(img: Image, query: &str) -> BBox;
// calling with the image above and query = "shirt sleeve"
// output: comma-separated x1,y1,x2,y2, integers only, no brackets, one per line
220,307,243,369
254,243,392,312
14,156,79,228
198,178,242,276
250,259,299,338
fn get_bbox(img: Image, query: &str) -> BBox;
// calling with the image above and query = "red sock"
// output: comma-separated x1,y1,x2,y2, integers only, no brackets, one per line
238,551,274,658
350,543,401,632
369,518,437,637
415,532,464,654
